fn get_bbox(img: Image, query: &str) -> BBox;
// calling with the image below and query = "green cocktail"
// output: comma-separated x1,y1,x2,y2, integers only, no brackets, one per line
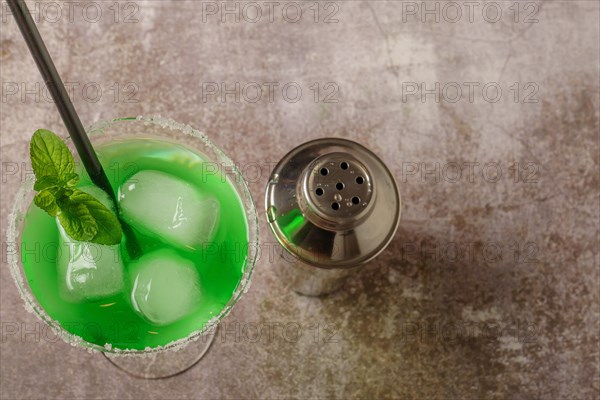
9,117,258,354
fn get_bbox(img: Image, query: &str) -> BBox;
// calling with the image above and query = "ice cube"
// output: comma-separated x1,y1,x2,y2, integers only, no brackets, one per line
118,170,220,251
128,249,201,325
57,186,125,303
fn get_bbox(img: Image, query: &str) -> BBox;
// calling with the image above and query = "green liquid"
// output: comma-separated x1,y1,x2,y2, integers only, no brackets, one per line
21,138,249,350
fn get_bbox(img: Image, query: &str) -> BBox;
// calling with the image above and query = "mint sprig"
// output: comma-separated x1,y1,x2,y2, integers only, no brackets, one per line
30,129,123,245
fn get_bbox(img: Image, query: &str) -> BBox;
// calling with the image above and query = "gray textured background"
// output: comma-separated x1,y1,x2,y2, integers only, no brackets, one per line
1,1,599,399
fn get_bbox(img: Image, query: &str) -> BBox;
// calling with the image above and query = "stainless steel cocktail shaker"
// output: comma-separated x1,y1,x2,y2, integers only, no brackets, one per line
265,138,401,296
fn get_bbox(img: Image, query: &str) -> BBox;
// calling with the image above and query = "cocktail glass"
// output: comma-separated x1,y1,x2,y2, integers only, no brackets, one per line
7,116,259,378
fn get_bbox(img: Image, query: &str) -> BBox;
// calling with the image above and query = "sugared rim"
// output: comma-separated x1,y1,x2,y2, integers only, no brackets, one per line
6,115,259,355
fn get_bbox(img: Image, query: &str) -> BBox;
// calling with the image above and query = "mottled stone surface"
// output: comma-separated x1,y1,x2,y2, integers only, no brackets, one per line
1,1,598,399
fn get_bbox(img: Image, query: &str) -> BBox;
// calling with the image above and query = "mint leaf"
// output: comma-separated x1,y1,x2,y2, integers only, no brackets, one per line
30,129,75,182
33,176,60,191
29,129,124,246
55,186,74,199
34,190,59,216
57,199,98,242
69,189,123,245
64,173,79,187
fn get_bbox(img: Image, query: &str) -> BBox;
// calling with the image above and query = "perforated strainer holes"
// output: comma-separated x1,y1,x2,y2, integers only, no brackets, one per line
307,155,371,216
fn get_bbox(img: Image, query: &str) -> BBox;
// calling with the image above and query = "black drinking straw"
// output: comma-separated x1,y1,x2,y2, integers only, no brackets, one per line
7,0,115,200
8,0,140,257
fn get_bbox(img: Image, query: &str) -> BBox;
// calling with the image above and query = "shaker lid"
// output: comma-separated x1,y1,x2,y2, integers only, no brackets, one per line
265,138,401,269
